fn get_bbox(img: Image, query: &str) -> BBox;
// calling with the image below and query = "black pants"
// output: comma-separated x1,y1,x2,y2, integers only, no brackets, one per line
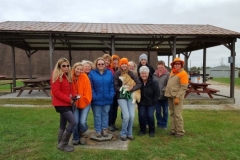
108,96,118,126
138,104,156,134
58,109,76,133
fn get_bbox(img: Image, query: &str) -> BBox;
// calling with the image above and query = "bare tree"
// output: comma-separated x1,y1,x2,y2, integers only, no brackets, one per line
220,57,226,66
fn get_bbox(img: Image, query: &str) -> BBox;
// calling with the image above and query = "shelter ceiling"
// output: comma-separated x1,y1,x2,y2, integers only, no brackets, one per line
0,21,240,56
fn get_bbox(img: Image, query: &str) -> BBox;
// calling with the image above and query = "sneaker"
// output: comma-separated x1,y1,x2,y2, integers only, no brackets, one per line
113,125,119,130
169,132,175,136
108,125,115,132
175,134,183,138
137,131,145,136
96,132,102,138
161,127,167,131
121,136,127,141
127,135,134,140
72,139,79,145
149,133,155,137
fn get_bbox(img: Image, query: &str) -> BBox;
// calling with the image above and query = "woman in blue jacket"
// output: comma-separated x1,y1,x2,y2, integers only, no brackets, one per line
88,57,115,138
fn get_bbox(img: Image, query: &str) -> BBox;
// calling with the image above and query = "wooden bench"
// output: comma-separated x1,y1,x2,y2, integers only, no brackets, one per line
207,88,220,94
44,85,51,90
0,82,13,92
13,86,24,92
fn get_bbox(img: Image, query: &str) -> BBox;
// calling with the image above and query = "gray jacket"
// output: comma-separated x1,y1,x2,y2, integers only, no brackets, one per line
153,69,170,100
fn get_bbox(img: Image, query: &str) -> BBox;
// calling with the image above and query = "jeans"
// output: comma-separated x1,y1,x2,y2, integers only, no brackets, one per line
118,99,135,136
108,96,118,126
155,99,168,128
138,104,156,134
92,105,110,133
72,104,90,140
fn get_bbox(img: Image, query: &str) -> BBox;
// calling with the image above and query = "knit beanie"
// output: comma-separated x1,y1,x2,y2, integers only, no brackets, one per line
119,58,129,66
139,53,148,62
112,54,120,60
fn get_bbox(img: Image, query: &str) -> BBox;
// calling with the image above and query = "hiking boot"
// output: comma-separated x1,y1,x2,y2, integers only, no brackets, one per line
120,136,127,141
101,129,108,137
169,132,175,136
175,134,184,138
127,135,134,140
79,132,86,145
96,132,102,138
72,139,80,145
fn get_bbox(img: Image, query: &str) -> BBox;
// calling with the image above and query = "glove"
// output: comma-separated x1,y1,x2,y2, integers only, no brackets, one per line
174,98,180,105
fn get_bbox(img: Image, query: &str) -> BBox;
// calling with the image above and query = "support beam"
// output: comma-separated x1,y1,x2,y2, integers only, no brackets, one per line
203,44,207,82
230,38,236,99
25,51,32,79
11,44,16,89
49,34,53,76
111,36,115,56
172,37,176,60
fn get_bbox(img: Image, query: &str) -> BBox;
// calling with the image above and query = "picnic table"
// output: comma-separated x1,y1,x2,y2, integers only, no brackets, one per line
0,76,14,92
15,77,51,97
184,82,220,98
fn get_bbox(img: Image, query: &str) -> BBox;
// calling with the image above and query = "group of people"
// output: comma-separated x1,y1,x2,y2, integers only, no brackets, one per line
51,53,188,152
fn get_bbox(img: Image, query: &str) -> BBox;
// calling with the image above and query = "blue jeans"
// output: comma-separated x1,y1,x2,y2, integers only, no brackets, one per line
138,104,156,134
72,104,90,140
92,105,110,133
155,99,168,128
118,99,135,137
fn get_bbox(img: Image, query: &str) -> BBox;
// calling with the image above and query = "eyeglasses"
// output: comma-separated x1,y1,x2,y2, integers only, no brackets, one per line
97,63,105,66
174,63,181,65
61,65,70,68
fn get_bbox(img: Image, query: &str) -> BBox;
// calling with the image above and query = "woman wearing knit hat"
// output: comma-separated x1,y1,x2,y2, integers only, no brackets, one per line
137,53,155,128
111,54,120,72
137,53,155,77
164,57,188,138
114,57,141,141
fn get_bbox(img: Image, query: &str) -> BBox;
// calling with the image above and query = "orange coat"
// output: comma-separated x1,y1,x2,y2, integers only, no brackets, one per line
72,73,92,109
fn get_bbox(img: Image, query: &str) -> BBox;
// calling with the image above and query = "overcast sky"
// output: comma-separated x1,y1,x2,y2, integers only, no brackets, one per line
0,0,240,67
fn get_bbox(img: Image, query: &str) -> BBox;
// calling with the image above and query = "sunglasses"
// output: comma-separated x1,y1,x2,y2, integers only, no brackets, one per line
61,65,70,68
97,63,105,66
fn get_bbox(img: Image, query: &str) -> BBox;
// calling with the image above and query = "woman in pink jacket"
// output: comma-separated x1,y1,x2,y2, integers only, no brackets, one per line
51,58,76,152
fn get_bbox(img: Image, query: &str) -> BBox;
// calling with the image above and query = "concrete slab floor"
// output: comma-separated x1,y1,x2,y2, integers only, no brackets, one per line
70,130,129,151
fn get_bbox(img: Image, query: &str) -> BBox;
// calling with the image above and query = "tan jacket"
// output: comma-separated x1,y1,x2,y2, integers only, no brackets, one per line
164,68,188,99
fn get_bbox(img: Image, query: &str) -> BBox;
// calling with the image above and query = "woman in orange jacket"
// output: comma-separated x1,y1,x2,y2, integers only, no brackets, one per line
71,62,92,145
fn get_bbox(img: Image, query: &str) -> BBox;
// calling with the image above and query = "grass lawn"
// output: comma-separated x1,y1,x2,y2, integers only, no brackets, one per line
0,105,240,160
212,78,240,87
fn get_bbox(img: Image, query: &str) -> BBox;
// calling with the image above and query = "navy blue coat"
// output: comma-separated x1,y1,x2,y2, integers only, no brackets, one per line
88,69,115,106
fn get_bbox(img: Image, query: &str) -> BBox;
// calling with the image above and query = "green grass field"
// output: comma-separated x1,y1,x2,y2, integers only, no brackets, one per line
212,78,240,87
0,105,240,160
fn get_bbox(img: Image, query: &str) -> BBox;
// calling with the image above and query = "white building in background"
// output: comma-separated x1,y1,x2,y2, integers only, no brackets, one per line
206,66,239,78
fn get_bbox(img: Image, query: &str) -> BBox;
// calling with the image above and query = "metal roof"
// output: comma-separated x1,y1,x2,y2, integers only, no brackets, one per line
0,21,240,55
